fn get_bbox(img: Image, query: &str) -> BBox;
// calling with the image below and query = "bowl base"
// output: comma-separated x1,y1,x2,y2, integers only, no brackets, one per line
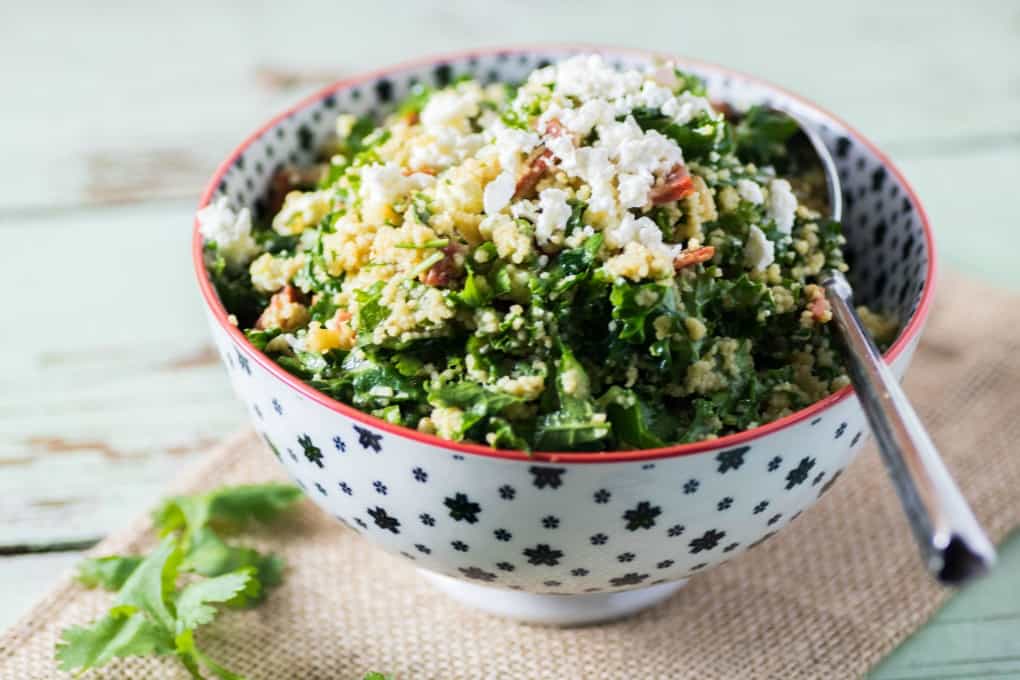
421,571,686,626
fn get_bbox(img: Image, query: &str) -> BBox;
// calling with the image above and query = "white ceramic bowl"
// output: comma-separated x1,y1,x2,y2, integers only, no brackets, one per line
193,46,935,624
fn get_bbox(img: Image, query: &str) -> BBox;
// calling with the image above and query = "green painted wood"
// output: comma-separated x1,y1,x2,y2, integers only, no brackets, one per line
0,0,1018,675
0,0,1017,211
871,531,1020,679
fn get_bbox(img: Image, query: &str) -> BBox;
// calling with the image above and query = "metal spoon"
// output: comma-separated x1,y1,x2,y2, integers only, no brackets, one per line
777,108,996,585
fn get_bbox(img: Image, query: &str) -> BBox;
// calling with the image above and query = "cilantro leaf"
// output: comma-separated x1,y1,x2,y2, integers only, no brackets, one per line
175,568,259,633
76,555,145,591
56,606,174,672
114,535,181,632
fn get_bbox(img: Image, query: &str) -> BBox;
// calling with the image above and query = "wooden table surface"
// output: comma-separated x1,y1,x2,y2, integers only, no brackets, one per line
2,1,1018,676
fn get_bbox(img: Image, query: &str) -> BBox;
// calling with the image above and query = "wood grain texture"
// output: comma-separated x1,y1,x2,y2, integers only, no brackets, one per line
0,0,1017,674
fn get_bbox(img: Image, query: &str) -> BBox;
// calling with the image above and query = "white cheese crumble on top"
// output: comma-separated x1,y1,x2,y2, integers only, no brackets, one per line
535,188,572,246
606,212,682,261
359,162,435,223
745,224,776,271
736,178,764,205
483,170,516,216
197,197,259,268
420,87,481,131
767,178,797,233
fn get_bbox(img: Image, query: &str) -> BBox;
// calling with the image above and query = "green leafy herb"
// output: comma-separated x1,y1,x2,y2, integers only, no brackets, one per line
733,105,800,166
58,484,302,679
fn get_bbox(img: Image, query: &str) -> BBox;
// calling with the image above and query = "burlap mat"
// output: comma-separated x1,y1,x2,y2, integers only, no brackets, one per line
2,272,1019,679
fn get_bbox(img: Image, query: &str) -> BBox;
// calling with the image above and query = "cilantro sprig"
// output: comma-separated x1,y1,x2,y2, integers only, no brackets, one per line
56,483,303,679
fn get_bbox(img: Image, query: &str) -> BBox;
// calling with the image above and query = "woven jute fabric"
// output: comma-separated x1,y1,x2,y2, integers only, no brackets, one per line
2,273,1019,679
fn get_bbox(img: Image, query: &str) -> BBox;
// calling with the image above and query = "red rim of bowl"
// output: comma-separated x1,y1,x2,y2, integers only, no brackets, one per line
193,44,936,464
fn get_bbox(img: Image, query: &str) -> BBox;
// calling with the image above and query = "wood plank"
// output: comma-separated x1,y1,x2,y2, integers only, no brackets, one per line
0,0,1017,210
0,201,244,547
0,552,81,631
871,531,1020,679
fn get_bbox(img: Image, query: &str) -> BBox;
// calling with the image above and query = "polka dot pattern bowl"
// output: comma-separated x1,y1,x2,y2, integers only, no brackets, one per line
194,46,934,624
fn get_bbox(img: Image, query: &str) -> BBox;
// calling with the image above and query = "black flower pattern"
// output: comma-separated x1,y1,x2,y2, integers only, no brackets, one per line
298,434,324,468
723,542,741,553
717,497,733,511
459,566,496,582
253,404,263,419
314,482,326,496
835,422,848,439
617,552,635,563
338,481,352,496
623,501,661,531
498,484,516,500
812,471,826,486
690,562,708,571
354,425,383,452
810,416,822,426
689,529,726,554
494,528,512,542
543,580,561,587
851,431,863,447
767,456,782,472
496,561,515,572
373,481,388,495
451,540,469,552
716,446,749,473
287,448,298,462
642,463,655,470
590,533,608,546
667,524,685,538
400,551,415,561
414,543,431,554
333,435,347,453
412,467,428,483
785,457,816,489
529,466,566,489
272,398,283,415
523,544,563,566
683,479,699,494
753,500,769,514
593,489,611,504
263,435,280,460
542,515,560,529
818,469,844,497
767,513,783,526
236,350,251,375
420,513,436,527
444,493,481,523
610,572,649,587
354,517,367,529
571,568,589,577
656,560,674,569
748,531,777,550
367,506,400,533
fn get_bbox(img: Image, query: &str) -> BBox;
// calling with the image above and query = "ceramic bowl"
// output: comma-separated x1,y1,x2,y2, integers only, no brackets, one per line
193,46,935,625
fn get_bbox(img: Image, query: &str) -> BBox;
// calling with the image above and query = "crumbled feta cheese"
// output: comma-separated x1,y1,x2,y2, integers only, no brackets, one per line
535,188,572,246
767,178,797,233
420,88,480,131
360,162,435,224
736,178,764,205
483,170,516,215
745,224,776,271
197,197,259,268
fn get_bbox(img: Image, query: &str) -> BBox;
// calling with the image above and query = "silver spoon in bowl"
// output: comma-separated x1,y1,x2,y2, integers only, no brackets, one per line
767,107,996,585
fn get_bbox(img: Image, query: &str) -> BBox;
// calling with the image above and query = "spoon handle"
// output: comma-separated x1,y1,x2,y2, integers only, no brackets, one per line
823,271,996,584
